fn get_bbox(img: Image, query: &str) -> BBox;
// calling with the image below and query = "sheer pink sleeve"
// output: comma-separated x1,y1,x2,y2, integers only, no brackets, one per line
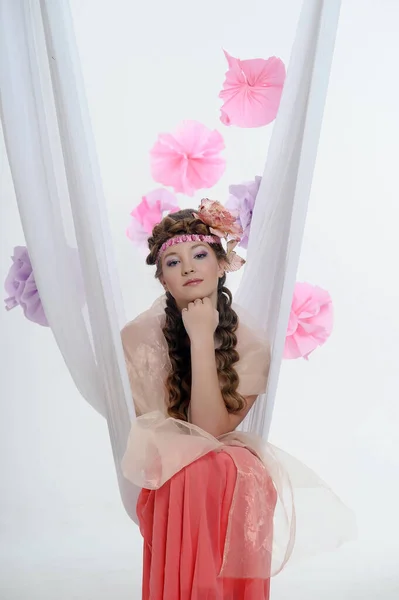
235,322,271,398
120,301,170,416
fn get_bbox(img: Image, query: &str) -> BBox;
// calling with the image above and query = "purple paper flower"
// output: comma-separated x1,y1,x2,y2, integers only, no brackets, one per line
225,176,262,248
4,246,49,327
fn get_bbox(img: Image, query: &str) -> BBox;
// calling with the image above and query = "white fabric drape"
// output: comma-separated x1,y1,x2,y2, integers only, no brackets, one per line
0,0,341,522
238,0,341,438
0,0,139,520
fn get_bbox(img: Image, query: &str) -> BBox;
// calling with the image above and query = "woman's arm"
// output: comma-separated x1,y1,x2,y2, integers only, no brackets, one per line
190,334,256,437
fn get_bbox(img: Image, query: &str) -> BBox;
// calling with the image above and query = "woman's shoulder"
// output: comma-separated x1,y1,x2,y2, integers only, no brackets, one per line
234,313,271,396
236,317,270,359
121,298,169,416
121,296,170,377
121,296,166,346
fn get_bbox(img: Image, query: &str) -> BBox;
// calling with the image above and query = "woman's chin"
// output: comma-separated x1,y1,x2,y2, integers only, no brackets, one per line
180,284,210,301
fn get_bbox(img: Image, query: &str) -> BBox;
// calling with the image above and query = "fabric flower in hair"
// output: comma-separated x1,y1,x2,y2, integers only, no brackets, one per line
225,176,262,248
127,188,180,247
4,246,49,326
284,282,333,360
195,199,245,272
149,121,226,196
195,198,243,239
219,50,286,128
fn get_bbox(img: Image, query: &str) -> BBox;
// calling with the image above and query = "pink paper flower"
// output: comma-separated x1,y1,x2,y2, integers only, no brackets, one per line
195,198,243,239
127,188,180,247
149,121,226,196
219,50,286,128
284,282,333,360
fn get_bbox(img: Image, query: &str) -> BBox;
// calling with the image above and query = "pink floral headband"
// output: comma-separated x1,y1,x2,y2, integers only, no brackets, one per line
157,234,220,261
157,199,245,272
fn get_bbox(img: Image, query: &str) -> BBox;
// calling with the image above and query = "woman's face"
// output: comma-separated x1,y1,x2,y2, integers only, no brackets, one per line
159,241,224,309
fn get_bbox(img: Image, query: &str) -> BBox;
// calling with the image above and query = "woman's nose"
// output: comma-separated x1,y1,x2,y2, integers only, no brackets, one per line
182,264,195,275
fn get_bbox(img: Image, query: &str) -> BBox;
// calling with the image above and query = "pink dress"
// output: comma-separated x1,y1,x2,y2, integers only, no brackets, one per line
121,298,355,599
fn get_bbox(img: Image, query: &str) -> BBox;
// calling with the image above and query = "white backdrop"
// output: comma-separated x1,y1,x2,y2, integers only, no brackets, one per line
1,0,398,598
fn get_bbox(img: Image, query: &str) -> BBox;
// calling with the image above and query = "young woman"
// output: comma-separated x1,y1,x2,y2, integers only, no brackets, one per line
120,202,351,599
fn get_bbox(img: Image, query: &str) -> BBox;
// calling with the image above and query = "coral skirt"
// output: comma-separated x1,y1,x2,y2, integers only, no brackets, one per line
137,447,277,600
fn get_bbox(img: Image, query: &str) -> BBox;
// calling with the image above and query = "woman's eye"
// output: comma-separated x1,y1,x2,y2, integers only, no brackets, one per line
166,259,179,267
194,252,207,259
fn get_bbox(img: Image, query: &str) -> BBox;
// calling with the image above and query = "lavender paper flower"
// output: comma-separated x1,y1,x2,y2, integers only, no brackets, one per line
225,176,262,248
4,246,49,327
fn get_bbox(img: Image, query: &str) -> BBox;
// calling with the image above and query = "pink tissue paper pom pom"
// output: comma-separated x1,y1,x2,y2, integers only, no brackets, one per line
127,188,180,247
284,282,334,360
149,120,226,196
219,50,286,128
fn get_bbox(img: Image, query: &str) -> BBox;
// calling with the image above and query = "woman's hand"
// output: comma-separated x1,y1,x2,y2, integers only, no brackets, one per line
181,297,219,342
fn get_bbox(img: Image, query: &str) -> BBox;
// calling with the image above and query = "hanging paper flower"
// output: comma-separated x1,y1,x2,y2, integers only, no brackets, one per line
219,50,286,128
4,246,49,326
284,282,334,360
225,176,262,248
4,245,85,328
127,188,180,247
149,120,226,196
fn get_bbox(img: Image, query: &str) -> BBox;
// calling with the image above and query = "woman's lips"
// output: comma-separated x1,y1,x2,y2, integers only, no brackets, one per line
184,279,203,286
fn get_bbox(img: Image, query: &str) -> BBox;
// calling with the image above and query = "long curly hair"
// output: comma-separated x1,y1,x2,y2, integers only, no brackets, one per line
146,209,244,421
